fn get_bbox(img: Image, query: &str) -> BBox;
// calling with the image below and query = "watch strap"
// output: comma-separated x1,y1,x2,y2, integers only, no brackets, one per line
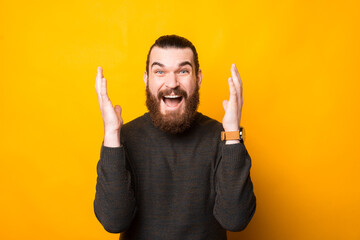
221,130,240,141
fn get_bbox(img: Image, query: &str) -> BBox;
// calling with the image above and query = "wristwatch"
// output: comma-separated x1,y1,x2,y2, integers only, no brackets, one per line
221,127,245,143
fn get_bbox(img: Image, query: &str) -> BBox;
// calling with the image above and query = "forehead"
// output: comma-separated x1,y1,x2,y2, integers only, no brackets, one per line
149,47,194,67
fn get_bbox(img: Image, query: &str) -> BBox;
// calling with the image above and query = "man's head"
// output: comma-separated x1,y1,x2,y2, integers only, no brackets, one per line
144,35,202,134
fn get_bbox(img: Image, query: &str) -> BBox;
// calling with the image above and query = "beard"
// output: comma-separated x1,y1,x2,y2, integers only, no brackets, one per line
146,84,200,134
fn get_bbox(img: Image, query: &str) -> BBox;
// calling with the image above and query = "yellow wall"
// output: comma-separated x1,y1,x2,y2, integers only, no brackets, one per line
1,0,359,239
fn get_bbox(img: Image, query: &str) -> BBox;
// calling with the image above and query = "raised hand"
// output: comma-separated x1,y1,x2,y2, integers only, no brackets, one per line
222,64,243,132
95,66,123,147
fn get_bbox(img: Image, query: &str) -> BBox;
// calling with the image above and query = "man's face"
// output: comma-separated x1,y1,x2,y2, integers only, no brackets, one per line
144,46,202,134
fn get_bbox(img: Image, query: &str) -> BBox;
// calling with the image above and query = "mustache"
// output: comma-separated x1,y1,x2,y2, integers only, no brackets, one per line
157,87,188,100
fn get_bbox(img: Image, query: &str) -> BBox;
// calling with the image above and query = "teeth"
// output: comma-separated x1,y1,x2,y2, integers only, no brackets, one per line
164,95,180,99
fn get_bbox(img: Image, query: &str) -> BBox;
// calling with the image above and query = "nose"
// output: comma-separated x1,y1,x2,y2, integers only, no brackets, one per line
164,72,179,89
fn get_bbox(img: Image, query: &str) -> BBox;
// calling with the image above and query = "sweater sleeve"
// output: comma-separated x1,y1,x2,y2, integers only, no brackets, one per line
213,142,256,232
94,143,137,233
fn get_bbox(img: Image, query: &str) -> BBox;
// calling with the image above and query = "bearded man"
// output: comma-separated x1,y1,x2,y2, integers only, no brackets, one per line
94,35,256,240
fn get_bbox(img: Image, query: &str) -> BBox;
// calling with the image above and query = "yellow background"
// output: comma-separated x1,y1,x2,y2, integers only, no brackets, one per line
1,0,359,239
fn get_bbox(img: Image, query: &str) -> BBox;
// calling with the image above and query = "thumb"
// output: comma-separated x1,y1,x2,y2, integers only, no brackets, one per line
222,100,228,111
114,105,122,119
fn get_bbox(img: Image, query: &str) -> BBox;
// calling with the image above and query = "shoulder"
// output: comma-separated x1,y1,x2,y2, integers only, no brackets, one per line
120,113,151,140
122,113,150,130
191,112,224,139
195,112,223,131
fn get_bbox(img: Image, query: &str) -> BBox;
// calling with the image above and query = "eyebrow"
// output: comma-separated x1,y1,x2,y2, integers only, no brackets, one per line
151,62,165,68
151,61,193,69
178,61,193,68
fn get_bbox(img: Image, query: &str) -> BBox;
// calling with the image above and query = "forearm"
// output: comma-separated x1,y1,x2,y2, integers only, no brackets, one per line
213,143,256,232
94,144,136,233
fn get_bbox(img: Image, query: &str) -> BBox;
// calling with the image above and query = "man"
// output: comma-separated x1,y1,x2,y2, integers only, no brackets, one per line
94,35,256,240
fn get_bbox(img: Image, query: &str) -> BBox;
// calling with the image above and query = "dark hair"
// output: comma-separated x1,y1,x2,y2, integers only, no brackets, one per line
146,35,200,76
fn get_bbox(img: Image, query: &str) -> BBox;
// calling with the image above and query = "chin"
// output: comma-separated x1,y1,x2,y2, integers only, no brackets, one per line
146,84,200,134
162,108,185,114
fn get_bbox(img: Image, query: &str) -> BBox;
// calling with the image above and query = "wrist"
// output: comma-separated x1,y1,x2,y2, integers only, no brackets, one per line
225,139,240,145
104,131,121,147
222,122,240,132
223,127,240,132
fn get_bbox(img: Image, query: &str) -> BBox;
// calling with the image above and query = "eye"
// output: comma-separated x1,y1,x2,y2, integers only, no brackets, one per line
155,70,164,74
179,69,189,74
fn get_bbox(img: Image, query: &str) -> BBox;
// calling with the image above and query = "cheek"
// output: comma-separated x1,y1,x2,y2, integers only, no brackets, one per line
182,80,197,95
148,78,165,93
147,83,158,96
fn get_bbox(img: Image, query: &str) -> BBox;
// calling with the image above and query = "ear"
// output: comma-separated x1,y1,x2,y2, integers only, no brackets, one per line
197,69,203,88
143,71,148,88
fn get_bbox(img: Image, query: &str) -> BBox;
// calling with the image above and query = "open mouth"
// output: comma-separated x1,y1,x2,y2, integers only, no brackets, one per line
162,95,183,108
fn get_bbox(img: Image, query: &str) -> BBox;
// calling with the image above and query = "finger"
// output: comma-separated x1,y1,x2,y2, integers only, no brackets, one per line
228,77,237,105
231,63,242,86
222,100,228,111
231,64,243,121
234,64,243,101
114,105,122,122
114,105,122,117
100,77,110,102
231,64,242,103
95,66,104,96
97,66,103,79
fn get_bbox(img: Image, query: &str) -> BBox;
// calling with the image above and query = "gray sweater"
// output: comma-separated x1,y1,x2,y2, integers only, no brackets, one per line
94,112,256,240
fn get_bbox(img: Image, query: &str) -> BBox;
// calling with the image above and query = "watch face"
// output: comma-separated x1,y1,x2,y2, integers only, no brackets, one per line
240,127,245,142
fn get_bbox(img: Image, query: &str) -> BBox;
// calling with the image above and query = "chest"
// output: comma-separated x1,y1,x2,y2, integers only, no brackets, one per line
124,133,219,196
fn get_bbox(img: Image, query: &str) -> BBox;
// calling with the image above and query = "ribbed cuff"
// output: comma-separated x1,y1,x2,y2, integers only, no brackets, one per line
100,142,125,166
222,142,246,163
